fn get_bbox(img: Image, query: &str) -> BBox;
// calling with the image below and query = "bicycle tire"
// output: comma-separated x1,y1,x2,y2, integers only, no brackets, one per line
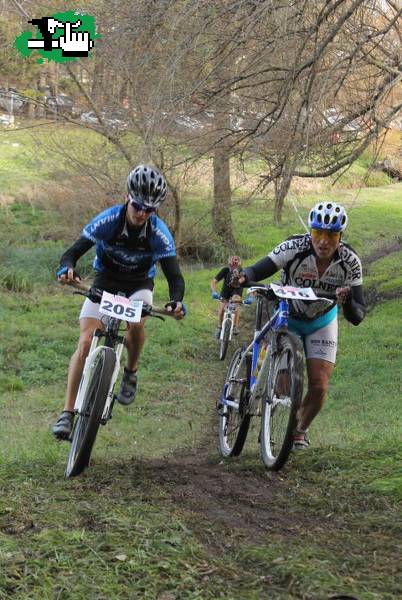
260,332,304,471
218,347,251,457
65,347,116,478
219,319,231,361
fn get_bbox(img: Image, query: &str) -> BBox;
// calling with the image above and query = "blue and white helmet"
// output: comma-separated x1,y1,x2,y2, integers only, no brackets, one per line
308,201,348,232
127,164,168,208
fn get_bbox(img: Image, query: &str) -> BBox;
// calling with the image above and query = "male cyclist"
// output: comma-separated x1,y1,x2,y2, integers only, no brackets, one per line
52,164,186,440
211,255,244,338
235,202,365,449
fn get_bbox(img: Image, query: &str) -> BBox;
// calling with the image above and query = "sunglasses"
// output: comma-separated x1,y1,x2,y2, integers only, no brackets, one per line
311,228,341,241
129,200,157,214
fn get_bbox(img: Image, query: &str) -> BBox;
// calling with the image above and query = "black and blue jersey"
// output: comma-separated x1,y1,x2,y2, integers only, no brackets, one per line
81,204,176,279
59,204,184,300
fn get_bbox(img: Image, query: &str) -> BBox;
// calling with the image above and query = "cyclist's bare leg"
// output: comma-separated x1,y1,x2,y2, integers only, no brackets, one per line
297,358,334,430
64,317,103,412
125,318,147,371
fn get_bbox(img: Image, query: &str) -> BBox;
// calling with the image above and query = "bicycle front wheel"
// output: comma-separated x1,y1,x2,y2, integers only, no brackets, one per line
260,332,304,471
219,319,231,361
218,347,251,457
66,347,116,478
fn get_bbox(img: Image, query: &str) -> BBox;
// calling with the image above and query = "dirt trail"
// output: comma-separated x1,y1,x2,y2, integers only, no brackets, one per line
105,428,348,550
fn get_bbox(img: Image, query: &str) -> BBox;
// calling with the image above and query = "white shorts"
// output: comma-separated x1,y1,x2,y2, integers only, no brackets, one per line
79,289,153,321
303,319,338,364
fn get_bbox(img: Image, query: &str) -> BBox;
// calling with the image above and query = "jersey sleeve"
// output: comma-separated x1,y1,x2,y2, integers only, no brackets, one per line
150,217,176,261
339,245,363,286
82,205,123,243
214,267,229,281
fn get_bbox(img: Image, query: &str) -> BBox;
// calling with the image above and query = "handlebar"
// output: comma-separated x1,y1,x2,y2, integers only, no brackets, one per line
245,282,334,305
213,297,250,305
60,280,179,319
214,297,242,303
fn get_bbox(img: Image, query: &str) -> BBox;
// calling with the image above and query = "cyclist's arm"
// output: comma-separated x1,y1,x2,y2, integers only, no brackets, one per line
242,256,278,283
211,278,219,293
211,267,229,295
159,256,185,302
59,236,94,270
342,285,365,325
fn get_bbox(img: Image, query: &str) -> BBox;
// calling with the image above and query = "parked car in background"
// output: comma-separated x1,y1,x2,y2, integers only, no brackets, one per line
80,108,129,131
173,114,208,131
0,88,26,113
45,93,75,116
80,110,99,126
0,113,14,126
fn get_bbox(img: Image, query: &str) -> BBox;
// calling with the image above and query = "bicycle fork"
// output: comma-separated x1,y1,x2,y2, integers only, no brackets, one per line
220,313,234,341
73,334,124,423
101,341,124,422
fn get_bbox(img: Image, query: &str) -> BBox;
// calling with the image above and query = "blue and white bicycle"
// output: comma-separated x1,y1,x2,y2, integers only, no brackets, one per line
217,283,332,471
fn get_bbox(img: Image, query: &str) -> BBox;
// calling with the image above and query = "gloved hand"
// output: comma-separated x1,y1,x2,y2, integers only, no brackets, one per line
211,291,220,300
243,296,254,305
165,301,187,319
56,265,81,282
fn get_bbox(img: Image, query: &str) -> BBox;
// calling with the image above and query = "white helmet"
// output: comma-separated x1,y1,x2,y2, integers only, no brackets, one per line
308,201,348,232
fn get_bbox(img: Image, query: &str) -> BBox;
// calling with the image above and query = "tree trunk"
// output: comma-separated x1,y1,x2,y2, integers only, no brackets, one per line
213,145,236,249
170,183,182,254
48,62,58,96
274,163,294,224
36,72,47,118
91,56,105,105
212,109,236,249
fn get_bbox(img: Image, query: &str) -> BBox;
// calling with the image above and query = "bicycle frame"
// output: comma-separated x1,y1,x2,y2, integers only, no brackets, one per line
74,317,125,422
222,294,290,414
220,301,238,341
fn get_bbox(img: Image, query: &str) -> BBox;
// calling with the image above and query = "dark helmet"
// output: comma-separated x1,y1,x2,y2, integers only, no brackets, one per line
308,201,348,232
127,164,168,208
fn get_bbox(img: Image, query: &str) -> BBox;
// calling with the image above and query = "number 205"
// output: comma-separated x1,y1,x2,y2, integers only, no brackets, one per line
101,300,136,319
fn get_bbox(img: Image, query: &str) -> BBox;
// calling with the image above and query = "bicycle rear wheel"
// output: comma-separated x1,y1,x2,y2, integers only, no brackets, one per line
218,347,251,457
260,332,304,471
65,347,116,478
219,319,231,361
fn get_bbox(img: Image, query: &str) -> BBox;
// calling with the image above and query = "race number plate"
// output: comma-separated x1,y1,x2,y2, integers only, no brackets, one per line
99,291,143,323
270,284,318,301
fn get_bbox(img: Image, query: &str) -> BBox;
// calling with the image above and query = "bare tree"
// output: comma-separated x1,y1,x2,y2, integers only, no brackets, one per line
5,0,402,232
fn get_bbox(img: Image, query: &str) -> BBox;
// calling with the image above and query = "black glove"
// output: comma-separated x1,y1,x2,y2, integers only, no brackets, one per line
165,301,187,316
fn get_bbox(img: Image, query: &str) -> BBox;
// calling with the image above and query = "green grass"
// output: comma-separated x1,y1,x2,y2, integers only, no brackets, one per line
1,142,402,598
1,284,401,600
0,121,137,196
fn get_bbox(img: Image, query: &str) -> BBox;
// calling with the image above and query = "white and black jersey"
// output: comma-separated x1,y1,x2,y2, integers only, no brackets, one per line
244,234,365,323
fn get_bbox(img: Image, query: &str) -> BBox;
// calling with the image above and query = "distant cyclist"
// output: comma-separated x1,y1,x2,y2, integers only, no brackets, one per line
211,255,245,338
52,164,186,440
235,202,365,449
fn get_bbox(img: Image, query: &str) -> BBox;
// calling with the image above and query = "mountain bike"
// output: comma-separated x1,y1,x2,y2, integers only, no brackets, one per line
215,297,245,361
217,283,333,471
64,282,173,478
